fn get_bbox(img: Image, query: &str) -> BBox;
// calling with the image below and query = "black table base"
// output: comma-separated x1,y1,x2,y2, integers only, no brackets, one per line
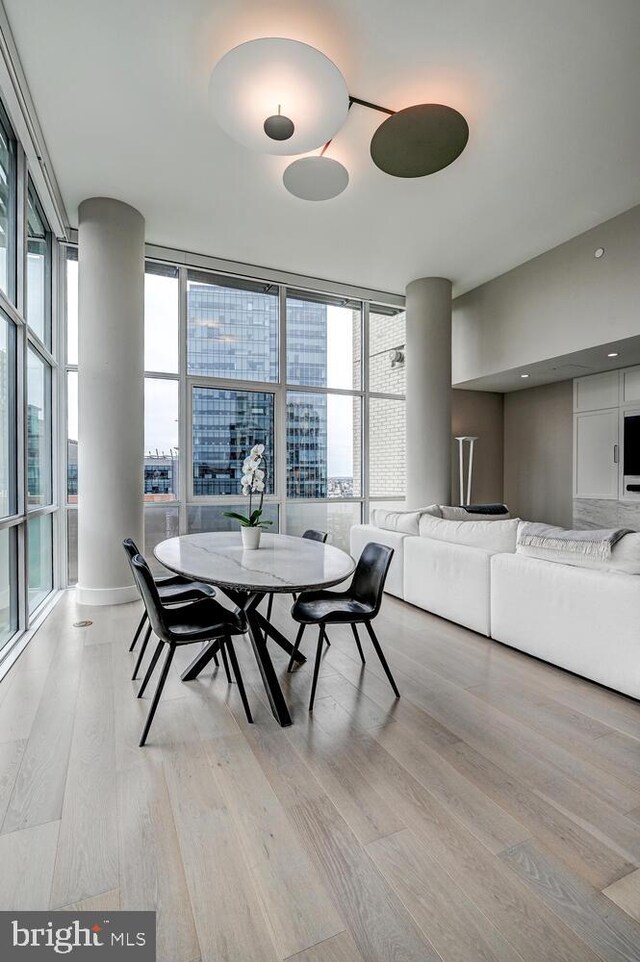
180,589,306,727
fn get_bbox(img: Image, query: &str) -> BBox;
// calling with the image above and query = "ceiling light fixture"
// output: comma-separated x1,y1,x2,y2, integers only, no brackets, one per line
209,39,469,200
263,105,295,141
520,373,530,378
209,38,349,155
607,352,619,357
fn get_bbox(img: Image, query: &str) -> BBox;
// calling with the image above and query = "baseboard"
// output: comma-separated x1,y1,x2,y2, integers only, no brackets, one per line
76,583,140,606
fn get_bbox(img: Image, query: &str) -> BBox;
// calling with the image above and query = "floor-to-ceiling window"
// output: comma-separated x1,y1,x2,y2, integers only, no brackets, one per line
0,104,58,671
64,254,405,579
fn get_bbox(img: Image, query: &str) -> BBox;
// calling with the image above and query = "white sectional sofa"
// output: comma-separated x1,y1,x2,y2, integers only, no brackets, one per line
349,508,640,700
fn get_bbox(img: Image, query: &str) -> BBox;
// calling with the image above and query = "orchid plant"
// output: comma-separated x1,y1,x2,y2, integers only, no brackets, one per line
223,444,273,529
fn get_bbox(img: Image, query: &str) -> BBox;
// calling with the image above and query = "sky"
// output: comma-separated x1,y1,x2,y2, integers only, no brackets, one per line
66,265,355,478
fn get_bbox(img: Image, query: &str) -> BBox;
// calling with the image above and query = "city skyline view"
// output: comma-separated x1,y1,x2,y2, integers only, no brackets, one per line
67,263,360,489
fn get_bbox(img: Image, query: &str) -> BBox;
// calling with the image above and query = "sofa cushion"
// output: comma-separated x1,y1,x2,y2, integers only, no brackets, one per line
516,525,640,575
404,537,493,635
419,515,519,553
491,553,640,699
439,504,510,521
370,504,440,535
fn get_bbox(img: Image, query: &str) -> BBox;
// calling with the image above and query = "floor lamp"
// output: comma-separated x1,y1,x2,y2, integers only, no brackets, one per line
455,436,478,506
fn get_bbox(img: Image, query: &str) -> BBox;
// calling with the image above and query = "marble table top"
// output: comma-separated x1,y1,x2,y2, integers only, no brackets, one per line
154,532,356,593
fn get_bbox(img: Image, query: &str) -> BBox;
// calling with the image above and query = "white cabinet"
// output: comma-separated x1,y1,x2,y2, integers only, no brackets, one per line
620,366,640,405
574,410,619,499
574,371,620,412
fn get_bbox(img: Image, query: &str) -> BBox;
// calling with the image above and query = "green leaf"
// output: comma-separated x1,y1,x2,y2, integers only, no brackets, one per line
223,511,250,525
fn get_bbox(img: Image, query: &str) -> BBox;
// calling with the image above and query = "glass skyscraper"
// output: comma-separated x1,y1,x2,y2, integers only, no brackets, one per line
186,279,329,498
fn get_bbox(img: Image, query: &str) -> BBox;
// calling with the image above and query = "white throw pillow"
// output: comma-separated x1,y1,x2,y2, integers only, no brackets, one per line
370,508,423,535
419,515,519,553
370,504,441,535
439,505,511,521
516,529,640,575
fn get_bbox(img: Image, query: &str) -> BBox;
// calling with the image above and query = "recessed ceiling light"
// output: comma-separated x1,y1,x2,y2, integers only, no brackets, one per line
520,373,530,378
607,352,619,358
594,247,605,258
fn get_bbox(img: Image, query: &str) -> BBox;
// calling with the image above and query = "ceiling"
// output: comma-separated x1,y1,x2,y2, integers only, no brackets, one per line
5,0,640,297
454,335,640,393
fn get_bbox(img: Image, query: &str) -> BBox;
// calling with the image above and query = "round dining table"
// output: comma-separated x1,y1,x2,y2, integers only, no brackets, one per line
154,531,356,726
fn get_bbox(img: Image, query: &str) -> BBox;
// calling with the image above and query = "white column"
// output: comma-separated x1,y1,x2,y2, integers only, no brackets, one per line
405,277,452,508
77,198,145,605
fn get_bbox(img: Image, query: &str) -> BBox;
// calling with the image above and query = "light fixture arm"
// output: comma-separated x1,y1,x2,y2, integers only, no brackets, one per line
320,96,393,156
348,95,396,116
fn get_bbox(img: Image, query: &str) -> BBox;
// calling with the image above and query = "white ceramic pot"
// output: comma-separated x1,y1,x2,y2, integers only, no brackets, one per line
241,525,262,549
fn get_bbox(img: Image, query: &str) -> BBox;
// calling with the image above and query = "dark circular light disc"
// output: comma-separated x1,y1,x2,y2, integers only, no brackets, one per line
370,104,469,177
264,113,295,141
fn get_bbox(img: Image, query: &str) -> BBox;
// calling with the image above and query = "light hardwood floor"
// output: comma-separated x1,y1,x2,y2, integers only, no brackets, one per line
1,589,640,962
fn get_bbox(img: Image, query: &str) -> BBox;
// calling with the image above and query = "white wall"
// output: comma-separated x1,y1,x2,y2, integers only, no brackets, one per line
453,203,640,384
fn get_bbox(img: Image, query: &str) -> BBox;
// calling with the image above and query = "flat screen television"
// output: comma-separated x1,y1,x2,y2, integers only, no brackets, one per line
624,414,640,475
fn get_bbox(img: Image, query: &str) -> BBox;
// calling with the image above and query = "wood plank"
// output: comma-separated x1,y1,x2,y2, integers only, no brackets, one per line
289,796,443,962
0,739,25,828
0,668,48,743
501,839,640,962
374,720,530,854
117,757,200,962
61,889,121,912
0,820,59,909
2,635,83,832
441,738,638,890
203,731,344,959
344,634,640,813
286,931,365,962
286,722,407,846
347,734,603,962
367,828,526,962
160,705,280,962
468,679,613,744
603,869,640,924
50,643,118,907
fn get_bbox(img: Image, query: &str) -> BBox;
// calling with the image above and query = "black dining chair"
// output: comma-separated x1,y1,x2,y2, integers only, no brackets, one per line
265,529,328,624
123,538,219,681
129,553,253,746
288,541,400,711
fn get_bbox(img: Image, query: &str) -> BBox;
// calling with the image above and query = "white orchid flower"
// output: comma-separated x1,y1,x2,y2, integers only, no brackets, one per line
254,468,265,481
251,443,265,456
255,480,265,492
241,484,250,496
241,473,253,486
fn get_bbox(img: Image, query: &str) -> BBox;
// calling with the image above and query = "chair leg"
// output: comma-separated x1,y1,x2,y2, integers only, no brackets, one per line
132,624,152,680
212,648,220,667
220,642,232,683
351,623,366,663
139,644,176,747
363,621,400,697
266,593,274,623
225,636,253,724
138,640,163,698
129,611,147,652
287,624,306,672
308,627,326,712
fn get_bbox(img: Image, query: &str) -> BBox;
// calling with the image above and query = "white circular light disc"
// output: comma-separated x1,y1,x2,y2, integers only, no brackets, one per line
209,38,349,155
283,156,349,201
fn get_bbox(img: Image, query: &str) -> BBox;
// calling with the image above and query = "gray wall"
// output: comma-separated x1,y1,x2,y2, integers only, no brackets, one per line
451,390,504,505
503,381,573,526
452,203,640,384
